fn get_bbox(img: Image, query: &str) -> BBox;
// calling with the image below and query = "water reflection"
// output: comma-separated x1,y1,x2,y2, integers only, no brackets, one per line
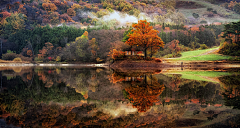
220,75,240,109
0,67,240,127
110,71,165,112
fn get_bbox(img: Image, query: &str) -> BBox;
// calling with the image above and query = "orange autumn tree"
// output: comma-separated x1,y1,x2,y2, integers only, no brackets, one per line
125,20,164,58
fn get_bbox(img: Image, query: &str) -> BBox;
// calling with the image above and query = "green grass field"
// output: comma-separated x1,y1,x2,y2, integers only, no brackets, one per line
175,54,233,61
168,47,235,61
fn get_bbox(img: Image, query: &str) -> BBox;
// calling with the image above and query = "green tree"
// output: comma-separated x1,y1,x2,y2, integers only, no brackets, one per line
222,21,240,44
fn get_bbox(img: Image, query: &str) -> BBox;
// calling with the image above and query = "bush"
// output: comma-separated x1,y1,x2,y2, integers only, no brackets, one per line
200,20,207,24
174,52,182,57
2,53,18,60
13,57,22,62
192,13,199,19
207,8,213,12
164,52,182,58
2,52,32,61
219,42,240,56
199,44,208,50
155,58,162,62
165,54,173,58
18,55,32,62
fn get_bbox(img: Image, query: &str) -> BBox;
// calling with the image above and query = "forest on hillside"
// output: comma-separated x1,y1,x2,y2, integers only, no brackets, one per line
0,0,239,63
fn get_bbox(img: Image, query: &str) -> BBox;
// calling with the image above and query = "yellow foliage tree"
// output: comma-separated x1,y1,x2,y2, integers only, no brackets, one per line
67,8,76,17
42,3,58,12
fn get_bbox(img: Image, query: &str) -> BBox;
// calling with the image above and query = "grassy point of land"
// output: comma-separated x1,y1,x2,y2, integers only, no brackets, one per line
165,47,237,61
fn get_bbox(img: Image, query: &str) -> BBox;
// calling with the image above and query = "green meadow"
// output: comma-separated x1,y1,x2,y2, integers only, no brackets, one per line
169,47,235,61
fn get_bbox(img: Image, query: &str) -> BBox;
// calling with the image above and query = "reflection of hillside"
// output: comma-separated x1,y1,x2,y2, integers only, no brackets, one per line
35,68,126,101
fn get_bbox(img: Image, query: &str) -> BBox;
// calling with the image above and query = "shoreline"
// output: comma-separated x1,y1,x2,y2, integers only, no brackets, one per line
0,63,109,67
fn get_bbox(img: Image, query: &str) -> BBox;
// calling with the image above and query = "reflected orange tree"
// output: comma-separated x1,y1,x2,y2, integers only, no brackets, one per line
109,71,165,112
124,75,165,112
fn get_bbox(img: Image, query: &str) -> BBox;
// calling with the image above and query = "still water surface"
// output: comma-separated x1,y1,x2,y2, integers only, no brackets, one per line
0,67,240,127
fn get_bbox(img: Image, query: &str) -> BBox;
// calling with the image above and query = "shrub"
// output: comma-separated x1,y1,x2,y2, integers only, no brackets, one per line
109,49,125,60
199,44,208,50
174,52,182,57
192,13,199,19
219,42,240,56
145,57,153,61
13,57,22,62
165,54,173,58
200,20,207,24
207,8,213,12
212,10,217,14
2,53,18,60
56,56,61,62
155,58,162,62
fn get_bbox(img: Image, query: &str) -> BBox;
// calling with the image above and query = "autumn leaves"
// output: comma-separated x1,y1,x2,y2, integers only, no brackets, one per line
126,20,164,58
111,20,164,60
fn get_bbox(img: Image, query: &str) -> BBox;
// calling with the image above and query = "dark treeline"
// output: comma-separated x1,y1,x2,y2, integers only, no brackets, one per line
8,25,86,54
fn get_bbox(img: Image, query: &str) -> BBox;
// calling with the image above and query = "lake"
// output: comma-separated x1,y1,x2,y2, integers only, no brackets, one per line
0,66,240,127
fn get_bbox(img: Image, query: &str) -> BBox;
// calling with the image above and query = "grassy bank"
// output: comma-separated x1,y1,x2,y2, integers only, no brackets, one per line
166,47,236,61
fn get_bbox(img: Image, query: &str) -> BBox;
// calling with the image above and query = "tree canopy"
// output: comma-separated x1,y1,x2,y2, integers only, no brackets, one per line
125,20,164,58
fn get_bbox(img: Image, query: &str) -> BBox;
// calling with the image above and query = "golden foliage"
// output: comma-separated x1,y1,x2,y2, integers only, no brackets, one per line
71,3,83,11
126,20,164,57
42,3,58,12
83,31,88,37
67,8,76,17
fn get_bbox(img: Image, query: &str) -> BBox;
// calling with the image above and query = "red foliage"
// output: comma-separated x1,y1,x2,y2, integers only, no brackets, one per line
48,57,52,61
109,49,125,60
27,50,33,57
6,4,14,10
168,39,180,52
42,18,50,24
0,11,11,20
60,13,72,22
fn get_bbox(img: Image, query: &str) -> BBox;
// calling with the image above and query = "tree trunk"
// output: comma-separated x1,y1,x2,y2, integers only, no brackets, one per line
0,40,2,59
150,46,152,57
144,48,147,59
28,41,34,61
144,74,147,84
131,46,132,55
